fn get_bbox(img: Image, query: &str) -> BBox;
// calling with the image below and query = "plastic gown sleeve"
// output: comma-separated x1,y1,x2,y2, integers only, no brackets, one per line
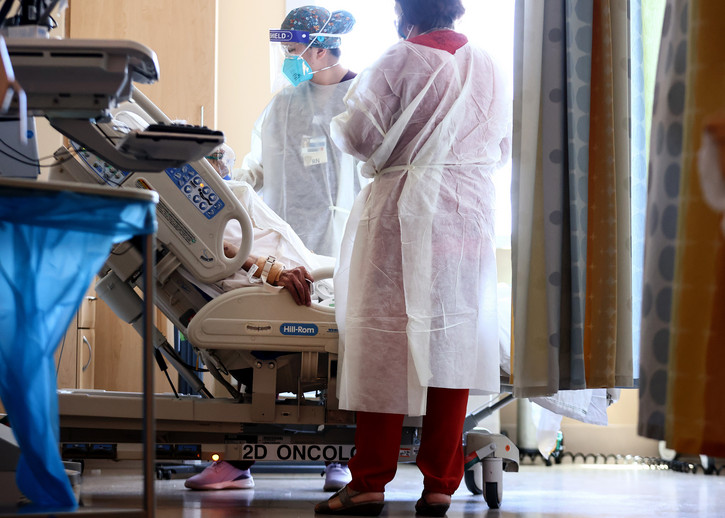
0,187,156,509
233,106,269,190
330,68,400,174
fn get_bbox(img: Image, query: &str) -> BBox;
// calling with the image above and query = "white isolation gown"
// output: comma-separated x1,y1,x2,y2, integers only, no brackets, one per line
331,32,510,416
235,79,363,258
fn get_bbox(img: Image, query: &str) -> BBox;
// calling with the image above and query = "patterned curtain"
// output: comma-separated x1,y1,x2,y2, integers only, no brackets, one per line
511,0,648,397
638,0,725,457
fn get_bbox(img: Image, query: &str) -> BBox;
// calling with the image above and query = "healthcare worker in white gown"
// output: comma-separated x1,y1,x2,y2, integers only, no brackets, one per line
183,143,350,493
234,6,363,259
315,0,510,516
191,6,360,494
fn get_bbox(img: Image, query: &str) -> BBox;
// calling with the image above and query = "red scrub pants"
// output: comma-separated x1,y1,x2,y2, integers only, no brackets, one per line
347,387,469,495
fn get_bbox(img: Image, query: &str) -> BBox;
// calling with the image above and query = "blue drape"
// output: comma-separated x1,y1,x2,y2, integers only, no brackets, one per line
0,186,156,509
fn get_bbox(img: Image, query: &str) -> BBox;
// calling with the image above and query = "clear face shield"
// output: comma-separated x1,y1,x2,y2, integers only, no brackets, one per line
205,143,235,180
277,35,316,86
269,12,339,87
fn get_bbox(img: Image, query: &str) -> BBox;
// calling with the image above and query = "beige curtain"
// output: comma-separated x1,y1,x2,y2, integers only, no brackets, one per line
511,0,647,396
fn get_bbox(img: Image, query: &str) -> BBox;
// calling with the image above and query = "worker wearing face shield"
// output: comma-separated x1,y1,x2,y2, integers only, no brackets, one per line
233,6,363,260
186,7,357,487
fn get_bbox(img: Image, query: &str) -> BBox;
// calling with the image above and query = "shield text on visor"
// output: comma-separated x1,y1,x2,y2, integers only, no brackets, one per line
269,29,312,44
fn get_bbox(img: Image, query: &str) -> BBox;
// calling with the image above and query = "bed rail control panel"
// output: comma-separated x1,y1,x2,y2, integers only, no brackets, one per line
166,165,225,219
71,143,132,186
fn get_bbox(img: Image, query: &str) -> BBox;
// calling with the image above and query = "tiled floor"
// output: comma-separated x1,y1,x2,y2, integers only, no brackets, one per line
27,458,724,517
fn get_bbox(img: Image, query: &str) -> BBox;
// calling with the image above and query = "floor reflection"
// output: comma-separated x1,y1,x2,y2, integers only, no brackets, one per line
37,460,725,518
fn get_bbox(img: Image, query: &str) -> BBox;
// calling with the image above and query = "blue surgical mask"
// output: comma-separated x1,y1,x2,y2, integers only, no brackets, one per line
282,55,314,86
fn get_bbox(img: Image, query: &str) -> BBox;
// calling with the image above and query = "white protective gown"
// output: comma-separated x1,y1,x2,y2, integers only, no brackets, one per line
331,33,510,416
235,79,362,258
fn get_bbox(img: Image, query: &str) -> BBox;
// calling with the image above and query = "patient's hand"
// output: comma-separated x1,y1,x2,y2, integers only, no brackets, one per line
224,241,313,306
223,241,238,258
276,266,314,306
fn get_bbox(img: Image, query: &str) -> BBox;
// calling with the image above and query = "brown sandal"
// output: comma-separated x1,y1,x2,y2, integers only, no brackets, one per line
414,490,450,517
314,485,385,516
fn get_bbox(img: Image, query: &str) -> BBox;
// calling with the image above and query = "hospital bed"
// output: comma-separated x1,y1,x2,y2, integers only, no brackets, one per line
48,88,519,509
0,28,214,512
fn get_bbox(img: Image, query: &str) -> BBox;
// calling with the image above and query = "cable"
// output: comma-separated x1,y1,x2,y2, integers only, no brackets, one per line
0,141,35,162
0,146,43,167
0,138,77,168
0,135,42,162
37,0,62,28
0,120,129,171
155,347,179,398
0,141,79,168
163,368,179,398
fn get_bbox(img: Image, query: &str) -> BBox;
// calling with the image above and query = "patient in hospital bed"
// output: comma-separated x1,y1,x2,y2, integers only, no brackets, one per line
185,143,335,305
182,144,346,491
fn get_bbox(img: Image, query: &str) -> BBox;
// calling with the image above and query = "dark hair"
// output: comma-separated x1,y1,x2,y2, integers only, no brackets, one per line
329,47,341,58
397,0,465,33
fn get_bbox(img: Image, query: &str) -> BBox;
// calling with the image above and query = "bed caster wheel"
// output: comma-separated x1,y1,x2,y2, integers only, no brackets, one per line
464,462,482,495
463,461,502,508
482,457,503,509
484,481,502,509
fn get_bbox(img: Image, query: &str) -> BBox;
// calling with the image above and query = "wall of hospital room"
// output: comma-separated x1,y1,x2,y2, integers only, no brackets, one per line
10,0,659,460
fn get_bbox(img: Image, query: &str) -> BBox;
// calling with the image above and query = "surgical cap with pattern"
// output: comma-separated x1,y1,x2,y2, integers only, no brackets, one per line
281,5,355,49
